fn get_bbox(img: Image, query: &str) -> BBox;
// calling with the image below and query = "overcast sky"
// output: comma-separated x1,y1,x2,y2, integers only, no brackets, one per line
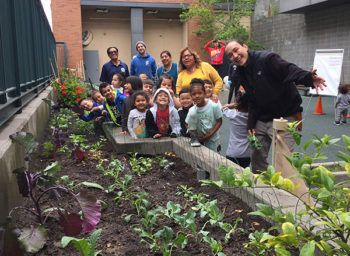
41,0,52,29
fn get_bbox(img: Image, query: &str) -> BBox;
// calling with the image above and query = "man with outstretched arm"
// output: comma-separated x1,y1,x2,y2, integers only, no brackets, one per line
225,39,326,173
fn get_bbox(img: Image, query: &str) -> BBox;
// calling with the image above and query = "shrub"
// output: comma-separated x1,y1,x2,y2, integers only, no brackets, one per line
52,68,88,107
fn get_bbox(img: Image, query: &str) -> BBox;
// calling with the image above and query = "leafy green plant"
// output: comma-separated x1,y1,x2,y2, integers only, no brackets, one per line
247,133,263,150
204,133,350,255
42,141,56,158
52,68,88,107
3,132,101,253
155,156,170,168
129,153,153,176
72,119,95,135
61,228,102,256
114,175,134,204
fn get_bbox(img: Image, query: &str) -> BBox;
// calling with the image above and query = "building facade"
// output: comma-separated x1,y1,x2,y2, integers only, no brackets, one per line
51,0,210,82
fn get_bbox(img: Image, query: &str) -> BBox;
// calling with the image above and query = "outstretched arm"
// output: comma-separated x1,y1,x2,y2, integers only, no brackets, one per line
311,69,327,94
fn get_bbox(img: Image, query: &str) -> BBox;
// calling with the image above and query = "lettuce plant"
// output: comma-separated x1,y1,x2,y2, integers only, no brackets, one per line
3,132,101,253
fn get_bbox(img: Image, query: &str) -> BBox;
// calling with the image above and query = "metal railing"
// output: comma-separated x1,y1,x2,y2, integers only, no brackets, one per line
0,0,56,127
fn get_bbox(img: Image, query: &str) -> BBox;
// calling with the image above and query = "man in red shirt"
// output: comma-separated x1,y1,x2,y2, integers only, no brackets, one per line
204,39,226,78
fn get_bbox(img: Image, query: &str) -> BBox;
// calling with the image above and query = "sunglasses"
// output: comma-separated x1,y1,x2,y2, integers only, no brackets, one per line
108,50,118,55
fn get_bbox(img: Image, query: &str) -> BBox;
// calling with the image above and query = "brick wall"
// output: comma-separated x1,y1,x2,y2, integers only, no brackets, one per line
51,0,83,70
252,3,350,81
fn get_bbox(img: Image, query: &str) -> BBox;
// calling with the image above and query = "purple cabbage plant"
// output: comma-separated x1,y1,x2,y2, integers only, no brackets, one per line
1,132,101,254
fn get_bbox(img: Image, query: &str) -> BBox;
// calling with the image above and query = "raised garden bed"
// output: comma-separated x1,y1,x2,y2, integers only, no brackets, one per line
6,108,281,256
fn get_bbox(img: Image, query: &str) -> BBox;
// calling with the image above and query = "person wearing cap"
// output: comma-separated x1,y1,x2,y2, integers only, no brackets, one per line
100,46,129,84
130,41,157,80
204,39,226,78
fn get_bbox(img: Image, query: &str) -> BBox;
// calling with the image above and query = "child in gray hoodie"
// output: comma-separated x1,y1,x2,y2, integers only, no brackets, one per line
145,88,181,139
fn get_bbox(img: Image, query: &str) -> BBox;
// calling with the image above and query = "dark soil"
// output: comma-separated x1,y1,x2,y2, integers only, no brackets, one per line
15,116,278,256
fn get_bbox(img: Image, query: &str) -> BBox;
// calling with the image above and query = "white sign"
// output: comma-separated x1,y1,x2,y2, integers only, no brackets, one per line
310,49,344,96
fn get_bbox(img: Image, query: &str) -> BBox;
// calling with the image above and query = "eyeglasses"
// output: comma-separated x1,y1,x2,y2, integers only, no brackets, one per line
108,51,118,55
182,54,193,59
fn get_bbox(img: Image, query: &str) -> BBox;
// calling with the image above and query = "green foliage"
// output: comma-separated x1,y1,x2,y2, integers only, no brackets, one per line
59,175,104,191
129,153,153,176
247,133,263,150
206,134,350,255
42,141,55,158
131,185,245,256
52,68,88,107
61,228,102,256
69,134,89,150
72,119,94,135
180,0,261,49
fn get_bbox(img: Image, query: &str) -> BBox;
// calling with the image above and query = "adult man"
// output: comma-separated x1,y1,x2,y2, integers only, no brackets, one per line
100,46,129,84
130,41,157,80
225,39,326,172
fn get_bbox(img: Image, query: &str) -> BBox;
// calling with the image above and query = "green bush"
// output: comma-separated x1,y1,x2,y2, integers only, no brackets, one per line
52,68,88,107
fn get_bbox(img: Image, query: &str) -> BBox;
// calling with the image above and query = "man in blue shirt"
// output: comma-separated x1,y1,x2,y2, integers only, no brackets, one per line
100,46,129,84
130,41,157,80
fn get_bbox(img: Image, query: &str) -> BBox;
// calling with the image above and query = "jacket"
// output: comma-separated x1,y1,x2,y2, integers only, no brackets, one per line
130,53,157,79
232,50,314,130
145,88,181,137
103,89,126,125
78,102,103,121
204,40,226,65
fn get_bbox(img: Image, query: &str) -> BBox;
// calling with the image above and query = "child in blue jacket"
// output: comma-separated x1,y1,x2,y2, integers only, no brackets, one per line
99,82,126,126
78,97,104,122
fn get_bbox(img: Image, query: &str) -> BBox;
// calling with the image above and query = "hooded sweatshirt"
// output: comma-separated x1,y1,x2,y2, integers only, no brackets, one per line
130,53,157,79
145,88,181,137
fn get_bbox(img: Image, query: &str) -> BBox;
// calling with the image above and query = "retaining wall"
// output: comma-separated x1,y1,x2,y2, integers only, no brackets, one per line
0,87,53,222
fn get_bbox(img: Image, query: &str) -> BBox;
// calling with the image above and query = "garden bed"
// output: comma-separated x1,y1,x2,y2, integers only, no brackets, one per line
9,109,279,256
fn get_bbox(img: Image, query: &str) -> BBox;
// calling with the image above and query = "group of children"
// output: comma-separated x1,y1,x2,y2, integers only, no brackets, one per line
76,73,252,168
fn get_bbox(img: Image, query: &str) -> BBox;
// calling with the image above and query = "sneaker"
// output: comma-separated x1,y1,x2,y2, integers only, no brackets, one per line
341,121,347,125
334,121,340,125
190,134,201,147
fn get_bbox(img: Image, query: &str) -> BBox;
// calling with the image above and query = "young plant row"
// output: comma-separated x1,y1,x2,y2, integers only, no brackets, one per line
129,185,243,256
97,154,246,256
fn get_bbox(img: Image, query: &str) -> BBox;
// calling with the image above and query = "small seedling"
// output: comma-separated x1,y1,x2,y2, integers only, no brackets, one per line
61,228,102,256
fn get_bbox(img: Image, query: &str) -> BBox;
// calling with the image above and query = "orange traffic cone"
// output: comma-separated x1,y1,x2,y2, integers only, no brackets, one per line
313,96,324,115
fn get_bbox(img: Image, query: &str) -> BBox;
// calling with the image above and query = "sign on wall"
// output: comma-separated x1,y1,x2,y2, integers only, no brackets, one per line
310,49,344,96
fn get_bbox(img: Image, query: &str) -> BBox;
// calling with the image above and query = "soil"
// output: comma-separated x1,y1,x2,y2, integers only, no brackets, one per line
15,116,279,256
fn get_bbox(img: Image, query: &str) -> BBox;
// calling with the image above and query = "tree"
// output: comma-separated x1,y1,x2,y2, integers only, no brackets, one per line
180,0,262,49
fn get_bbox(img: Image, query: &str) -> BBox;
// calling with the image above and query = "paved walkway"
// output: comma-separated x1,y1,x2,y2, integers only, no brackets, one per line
218,88,349,163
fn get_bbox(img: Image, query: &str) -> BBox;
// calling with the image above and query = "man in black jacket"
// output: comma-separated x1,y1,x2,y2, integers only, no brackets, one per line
225,39,326,172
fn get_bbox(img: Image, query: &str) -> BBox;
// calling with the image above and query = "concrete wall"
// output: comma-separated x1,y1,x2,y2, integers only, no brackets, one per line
82,9,132,73
252,2,350,81
0,87,53,222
